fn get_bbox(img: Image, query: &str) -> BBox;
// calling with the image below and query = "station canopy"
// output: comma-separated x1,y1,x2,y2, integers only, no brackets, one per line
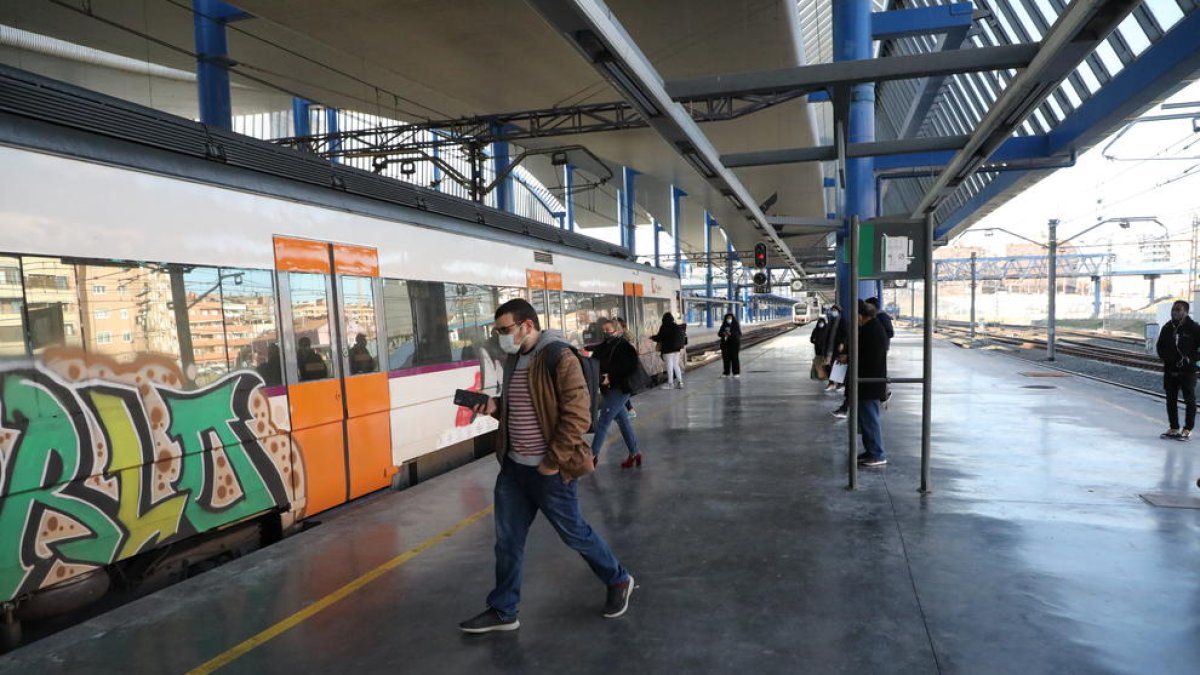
1,0,1196,274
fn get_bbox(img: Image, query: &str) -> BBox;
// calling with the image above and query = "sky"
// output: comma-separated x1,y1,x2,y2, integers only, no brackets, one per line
956,79,1200,257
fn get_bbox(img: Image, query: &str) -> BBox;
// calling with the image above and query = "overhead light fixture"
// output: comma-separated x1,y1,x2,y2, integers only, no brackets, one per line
550,150,569,166
400,160,417,176
680,148,717,179
598,60,662,118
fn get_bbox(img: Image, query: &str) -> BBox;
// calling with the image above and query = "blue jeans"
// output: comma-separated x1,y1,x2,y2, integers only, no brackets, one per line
857,398,885,459
591,389,641,459
487,459,628,619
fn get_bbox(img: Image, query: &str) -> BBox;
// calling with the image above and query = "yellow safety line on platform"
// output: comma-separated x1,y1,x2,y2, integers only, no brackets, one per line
186,505,494,674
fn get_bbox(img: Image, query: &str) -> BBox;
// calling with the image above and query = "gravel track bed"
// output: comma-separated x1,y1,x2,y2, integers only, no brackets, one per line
964,340,1165,395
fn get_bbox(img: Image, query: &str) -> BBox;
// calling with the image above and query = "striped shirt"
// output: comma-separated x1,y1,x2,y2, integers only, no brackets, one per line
507,366,547,464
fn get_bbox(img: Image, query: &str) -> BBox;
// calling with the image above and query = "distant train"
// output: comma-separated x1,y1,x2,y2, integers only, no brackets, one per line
792,300,820,325
0,69,681,629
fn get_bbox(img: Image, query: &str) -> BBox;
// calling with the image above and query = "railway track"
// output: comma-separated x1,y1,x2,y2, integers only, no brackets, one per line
937,323,1160,371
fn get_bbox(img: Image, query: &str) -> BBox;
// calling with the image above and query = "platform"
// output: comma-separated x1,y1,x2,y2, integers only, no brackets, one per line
3,328,1198,674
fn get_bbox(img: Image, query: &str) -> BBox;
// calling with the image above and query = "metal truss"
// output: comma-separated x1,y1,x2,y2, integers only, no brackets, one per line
934,253,1113,281
272,91,807,159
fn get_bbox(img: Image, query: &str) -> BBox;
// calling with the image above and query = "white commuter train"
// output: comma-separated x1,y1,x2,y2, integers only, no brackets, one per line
0,66,680,625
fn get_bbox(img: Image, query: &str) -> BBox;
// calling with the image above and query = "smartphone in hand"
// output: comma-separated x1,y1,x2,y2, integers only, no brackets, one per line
453,389,491,409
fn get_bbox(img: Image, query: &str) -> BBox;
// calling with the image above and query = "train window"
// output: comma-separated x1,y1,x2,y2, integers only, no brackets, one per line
382,279,452,370
445,283,498,363
73,261,181,370
547,290,563,332
0,256,25,358
562,292,587,346
224,269,281,387
288,272,335,382
643,298,670,342
341,276,378,375
21,256,84,355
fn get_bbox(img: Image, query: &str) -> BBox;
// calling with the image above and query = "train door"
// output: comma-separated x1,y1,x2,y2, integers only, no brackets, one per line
622,282,645,343
274,236,394,516
526,270,563,331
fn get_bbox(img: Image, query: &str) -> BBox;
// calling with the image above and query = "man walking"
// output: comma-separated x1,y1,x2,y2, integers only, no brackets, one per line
856,301,889,467
459,299,634,633
1156,300,1200,440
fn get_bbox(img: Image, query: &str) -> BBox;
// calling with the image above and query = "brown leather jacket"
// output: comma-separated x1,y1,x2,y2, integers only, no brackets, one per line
493,337,594,482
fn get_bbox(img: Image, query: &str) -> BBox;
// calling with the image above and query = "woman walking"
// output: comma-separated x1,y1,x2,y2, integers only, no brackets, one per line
615,317,639,418
718,312,742,378
651,312,686,389
590,318,643,468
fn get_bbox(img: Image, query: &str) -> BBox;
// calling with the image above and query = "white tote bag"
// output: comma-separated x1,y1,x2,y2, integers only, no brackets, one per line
829,361,848,385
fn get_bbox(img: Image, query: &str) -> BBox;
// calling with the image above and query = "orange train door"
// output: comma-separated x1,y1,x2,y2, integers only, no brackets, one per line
274,236,395,516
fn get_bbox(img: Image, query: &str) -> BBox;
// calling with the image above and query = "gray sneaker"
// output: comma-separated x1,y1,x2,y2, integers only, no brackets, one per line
459,608,519,633
603,575,635,618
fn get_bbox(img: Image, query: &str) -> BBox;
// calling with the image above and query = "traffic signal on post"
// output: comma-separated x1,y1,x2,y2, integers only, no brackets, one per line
752,271,768,294
754,242,767,268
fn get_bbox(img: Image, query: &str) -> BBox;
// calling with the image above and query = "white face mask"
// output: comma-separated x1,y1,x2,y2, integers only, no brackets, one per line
498,330,522,355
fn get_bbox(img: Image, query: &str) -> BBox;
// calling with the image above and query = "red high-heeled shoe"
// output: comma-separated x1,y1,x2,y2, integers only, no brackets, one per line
620,453,642,468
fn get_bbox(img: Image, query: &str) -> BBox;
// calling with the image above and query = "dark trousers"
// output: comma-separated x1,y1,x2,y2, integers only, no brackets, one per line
1164,369,1197,430
487,459,627,619
721,343,740,375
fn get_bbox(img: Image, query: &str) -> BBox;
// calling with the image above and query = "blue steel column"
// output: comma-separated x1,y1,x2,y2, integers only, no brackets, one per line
726,235,735,320
325,107,340,164
564,164,576,231
833,0,878,306
653,219,661,268
621,167,639,252
1092,275,1102,318
491,123,512,213
671,186,685,275
193,0,234,128
291,98,310,137
704,211,717,328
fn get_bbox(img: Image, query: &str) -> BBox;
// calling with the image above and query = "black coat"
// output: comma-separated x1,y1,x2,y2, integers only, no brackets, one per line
591,337,639,393
651,322,685,353
876,311,894,350
1156,316,1200,374
810,320,829,356
718,320,742,348
858,318,888,401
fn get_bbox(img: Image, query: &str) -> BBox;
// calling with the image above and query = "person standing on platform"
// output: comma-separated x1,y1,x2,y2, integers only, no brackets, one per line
865,297,895,405
590,318,644,468
810,316,829,359
718,312,742,377
825,305,847,393
856,300,889,467
459,299,634,633
1156,299,1200,440
652,312,686,389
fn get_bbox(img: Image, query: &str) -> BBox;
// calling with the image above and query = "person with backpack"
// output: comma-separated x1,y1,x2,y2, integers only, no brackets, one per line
651,312,686,389
1156,299,1200,440
589,317,644,468
458,299,634,633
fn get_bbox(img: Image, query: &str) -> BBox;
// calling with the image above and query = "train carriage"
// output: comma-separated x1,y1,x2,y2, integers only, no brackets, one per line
0,73,681,622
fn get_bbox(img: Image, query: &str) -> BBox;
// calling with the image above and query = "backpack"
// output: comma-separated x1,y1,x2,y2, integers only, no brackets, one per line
545,342,602,432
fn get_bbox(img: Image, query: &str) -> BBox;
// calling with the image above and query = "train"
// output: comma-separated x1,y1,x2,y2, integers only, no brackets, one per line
0,66,681,631
792,299,820,325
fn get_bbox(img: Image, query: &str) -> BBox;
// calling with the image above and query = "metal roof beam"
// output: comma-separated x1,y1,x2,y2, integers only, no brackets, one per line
523,0,801,271
723,134,971,168
871,3,974,41
664,43,1039,102
910,0,1142,219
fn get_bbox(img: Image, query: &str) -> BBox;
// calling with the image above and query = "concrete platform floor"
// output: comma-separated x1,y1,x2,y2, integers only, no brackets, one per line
3,329,1199,674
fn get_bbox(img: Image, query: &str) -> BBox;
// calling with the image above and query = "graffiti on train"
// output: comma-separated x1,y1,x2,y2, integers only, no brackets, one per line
0,350,304,602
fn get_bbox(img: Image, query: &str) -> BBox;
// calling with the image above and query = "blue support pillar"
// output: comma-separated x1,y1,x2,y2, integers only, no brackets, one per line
325,107,340,163
1092,276,1102,319
671,186,685,276
564,164,576,231
700,210,710,326
726,235,736,320
833,0,877,308
193,0,244,129
491,123,512,213
621,167,639,253
653,219,662,268
291,98,310,137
